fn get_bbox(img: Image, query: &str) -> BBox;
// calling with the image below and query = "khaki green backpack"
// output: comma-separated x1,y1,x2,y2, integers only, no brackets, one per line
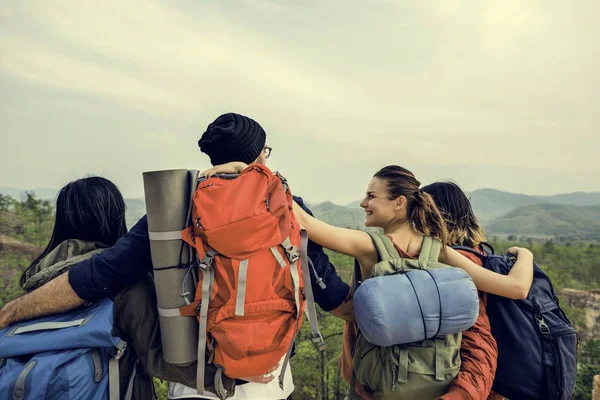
349,233,461,400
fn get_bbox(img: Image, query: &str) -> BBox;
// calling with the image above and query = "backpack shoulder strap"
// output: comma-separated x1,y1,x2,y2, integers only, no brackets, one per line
480,242,494,255
351,233,398,289
367,232,400,261
451,245,486,260
418,236,442,268
109,340,127,400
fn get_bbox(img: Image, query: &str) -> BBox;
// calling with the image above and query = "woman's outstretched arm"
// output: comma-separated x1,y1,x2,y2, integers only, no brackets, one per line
292,201,377,270
440,247,534,299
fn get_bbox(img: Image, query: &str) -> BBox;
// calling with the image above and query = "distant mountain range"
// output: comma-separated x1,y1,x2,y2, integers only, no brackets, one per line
2,187,600,239
467,189,600,222
485,204,600,240
311,189,600,240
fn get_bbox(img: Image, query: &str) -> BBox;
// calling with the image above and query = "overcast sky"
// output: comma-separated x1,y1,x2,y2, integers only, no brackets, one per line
1,0,599,204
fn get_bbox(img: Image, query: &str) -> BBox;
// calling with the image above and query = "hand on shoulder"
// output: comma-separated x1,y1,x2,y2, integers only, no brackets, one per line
506,247,533,258
201,162,248,177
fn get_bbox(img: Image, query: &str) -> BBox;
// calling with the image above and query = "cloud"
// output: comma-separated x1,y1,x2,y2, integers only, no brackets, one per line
1,0,599,203
0,0,382,123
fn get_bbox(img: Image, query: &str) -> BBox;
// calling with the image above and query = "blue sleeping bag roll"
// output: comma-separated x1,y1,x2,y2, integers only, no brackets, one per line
354,267,479,347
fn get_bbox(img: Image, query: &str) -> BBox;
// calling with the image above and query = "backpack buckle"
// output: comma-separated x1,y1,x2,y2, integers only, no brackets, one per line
285,246,300,263
198,249,217,270
535,316,550,335
112,341,127,360
198,255,214,270
311,332,327,352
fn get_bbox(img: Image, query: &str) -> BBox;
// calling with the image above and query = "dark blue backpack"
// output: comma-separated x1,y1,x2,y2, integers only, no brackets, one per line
453,244,578,400
0,299,129,400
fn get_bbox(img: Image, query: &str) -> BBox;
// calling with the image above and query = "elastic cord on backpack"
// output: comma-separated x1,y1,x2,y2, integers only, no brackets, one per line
153,240,196,271
404,273,428,341
424,269,443,338
307,258,326,290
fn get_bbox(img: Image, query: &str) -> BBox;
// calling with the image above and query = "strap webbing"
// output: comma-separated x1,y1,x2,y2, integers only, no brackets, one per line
157,306,181,318
13,360,35,400
196,267,214,395
11,318,87,335
186,170,199,227
299,228,326,351
418,236,442,268
123,360,138,400
214,367,230,400
289,258,301,317
89,349,103,382
109,340,127,400
148,231,182,241
417,236,432,268
235,259,249,316
434,337,445,381
278,329,296,390
367,232,400,261
270,247,287,268
398,346,409,383
109,356,120,400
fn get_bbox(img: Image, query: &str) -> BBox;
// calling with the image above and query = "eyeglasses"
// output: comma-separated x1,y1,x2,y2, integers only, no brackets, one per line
264,146,272,159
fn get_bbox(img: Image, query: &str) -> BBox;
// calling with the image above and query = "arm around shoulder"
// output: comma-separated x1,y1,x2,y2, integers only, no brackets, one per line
441,246,534,300
0,273,85,329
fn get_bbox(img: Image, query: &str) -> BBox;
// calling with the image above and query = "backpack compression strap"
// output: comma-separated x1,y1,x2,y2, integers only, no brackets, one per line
279,228,326,390
196,249,217,396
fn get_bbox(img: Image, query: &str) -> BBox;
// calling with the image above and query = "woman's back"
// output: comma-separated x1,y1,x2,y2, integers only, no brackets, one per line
423,181,499,400
18,177,153,399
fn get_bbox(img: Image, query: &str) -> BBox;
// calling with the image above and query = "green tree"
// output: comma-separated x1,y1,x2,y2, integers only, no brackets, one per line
574,340,600,400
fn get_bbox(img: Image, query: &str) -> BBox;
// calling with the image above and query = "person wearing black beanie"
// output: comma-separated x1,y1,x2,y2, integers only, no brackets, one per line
0,110,352,400
198,113,267,166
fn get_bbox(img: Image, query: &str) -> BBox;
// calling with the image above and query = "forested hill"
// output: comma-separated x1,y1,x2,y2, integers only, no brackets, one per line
486,204,600,240
468,189,600,222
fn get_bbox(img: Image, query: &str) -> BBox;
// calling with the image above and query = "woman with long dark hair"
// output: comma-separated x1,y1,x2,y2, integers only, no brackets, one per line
17,177,239,399
20,176,127,290
423,181,499,400
17,177,157,398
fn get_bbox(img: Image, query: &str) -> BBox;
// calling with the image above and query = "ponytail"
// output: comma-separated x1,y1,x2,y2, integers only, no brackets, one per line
409,190,449,246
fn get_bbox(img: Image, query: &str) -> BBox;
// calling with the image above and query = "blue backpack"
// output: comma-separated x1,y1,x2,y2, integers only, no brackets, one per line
0,299,129,400
453,244,578,400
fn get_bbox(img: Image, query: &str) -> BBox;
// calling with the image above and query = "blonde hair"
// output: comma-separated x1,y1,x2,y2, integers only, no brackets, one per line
421,181,486,248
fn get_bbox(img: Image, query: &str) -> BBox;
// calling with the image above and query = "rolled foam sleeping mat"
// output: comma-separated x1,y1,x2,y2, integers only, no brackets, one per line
354,267,479,347
143,169,199,365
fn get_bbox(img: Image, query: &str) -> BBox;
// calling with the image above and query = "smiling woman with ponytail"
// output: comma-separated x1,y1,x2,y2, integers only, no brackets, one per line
373,165,449,246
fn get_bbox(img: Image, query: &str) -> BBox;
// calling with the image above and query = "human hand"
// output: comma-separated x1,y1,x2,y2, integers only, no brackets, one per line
201,162,248,178
506,247,533,258
238,362,280,384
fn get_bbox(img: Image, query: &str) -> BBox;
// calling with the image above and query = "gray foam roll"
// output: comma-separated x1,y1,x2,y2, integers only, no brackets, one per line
143,169,199,366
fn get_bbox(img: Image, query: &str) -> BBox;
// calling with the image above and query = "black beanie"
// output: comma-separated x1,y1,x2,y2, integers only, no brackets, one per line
198,113,267,166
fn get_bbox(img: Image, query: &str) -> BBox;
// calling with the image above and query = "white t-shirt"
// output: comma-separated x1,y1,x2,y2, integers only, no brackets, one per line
167,357,294,400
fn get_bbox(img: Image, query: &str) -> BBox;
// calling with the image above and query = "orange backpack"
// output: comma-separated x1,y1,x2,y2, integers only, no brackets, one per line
179,164,325,395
